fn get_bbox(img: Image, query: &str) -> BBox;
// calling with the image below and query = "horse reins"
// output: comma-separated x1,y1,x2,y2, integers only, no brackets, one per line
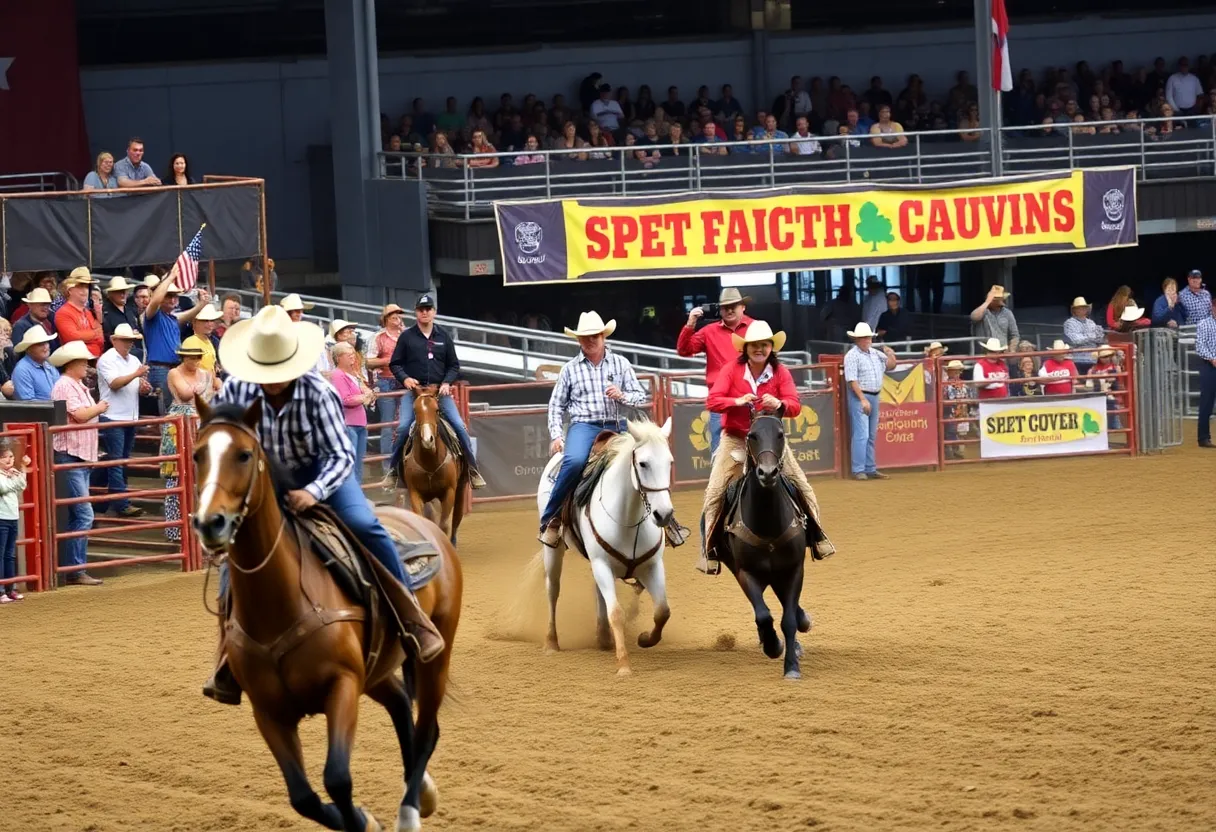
583,447,669,581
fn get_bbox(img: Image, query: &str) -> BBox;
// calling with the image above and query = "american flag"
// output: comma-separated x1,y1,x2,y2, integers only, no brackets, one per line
174,224,205,292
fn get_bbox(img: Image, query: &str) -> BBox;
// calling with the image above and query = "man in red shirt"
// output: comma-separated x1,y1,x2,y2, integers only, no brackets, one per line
54,268,105,358
1039,340,1078,396
971,338,1010,399
676,287,754,456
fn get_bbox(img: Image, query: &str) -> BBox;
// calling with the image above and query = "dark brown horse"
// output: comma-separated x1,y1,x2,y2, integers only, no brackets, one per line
193,398,462,832
397,387,467,543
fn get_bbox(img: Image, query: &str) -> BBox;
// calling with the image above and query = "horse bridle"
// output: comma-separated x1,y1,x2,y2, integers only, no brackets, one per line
746,412,783,472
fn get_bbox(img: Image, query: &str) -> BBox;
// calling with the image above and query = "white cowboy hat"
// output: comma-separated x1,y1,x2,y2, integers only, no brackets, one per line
194,305,223,322
846,322,877,339
14,327,55,354
718,287,752,306
1120,305,1144,322
110,323,143,341
49,340,94,367
219,305,325,385
142,275,161,289
945,359,966,370
923,341,948,355
279,293,315,312
63,267,97,288
978,337,1007,352
731,320,787,352
1051,339,1069,351
329,319,356,339
1070,296,1090,308
106,276,135,293
564,311,616,338
23,288,53,304
159,279,182,295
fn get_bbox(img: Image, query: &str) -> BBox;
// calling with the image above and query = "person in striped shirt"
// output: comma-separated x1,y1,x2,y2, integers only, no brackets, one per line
1195,295,1216,448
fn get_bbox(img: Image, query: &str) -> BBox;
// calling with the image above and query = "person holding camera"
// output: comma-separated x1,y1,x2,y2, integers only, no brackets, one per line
676,288,754,457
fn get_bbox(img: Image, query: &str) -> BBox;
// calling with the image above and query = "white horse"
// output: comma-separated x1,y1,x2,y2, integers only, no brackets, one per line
536,418,675,676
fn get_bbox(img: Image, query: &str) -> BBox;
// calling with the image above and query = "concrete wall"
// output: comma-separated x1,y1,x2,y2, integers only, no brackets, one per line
79,12,1216,261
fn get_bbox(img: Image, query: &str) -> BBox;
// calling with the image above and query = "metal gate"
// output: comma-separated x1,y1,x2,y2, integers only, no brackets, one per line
1133,328,1184,452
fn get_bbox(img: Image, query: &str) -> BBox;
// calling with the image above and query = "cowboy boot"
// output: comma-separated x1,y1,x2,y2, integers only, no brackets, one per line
811,530,837,560
696,508,721,575
468,465,487,490
202,603,242,705
538,517,561,547
397,589,446,663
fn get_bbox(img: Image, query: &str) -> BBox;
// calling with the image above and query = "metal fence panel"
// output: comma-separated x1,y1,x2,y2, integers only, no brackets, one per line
1133,327,1184,452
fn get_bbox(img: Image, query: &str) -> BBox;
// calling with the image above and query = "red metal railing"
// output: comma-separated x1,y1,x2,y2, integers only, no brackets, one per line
0,424,47,593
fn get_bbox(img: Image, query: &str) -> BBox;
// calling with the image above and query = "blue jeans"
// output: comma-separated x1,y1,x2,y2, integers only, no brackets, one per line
848,392,880,475
375,378,402,469
220,462,408,597
709,411,722,457
55,452,94,571
0,518,17,583
148,365,171,414
346,426,367,484
540,420,624,526
391,390,477,464
97,417,135,513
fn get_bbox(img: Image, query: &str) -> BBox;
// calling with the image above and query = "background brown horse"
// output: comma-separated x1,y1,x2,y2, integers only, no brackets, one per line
398,387,468,543
193,399,462,832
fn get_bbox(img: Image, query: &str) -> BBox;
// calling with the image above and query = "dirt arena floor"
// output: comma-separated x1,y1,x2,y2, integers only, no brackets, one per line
2,444,1213,832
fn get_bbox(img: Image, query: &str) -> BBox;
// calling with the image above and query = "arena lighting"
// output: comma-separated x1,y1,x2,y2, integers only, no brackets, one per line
720,272,778,288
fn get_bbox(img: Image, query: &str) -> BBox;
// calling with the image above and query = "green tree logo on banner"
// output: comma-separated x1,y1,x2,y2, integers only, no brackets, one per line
1081,412,1101,435
856,202,895,252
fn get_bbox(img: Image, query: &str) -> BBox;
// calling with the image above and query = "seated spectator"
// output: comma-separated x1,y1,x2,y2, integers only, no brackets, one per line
870,105,908,148
616,86,637,124
1106,285,1148,329
789,116,823,156
426,131,458,168
826,76,853,121
875,292,910,343
1010,355,1042,397
590,84,624,133
972,339,1011,399
1086,346,1123,428
11,286,58,353
1071,114,1096,135
1152,277,1187,328
1085,94,1103,122
752,114,789,153
959,103,982,141
635,85,656,121
432,97,460,134
635,121,662,162
663,86,686,121
499,114,528,153
1146,103,1177,135
695,106,727,140
101,276,144,360
714,84,743,122
513,134,545,166
83,152,119,191
54,268,104,358
1063,296,1104,374
96,324,149,519
383,135,406,176
411,96,437,137
239,258,277,294
552,121,589,160
662,123,690,156
1166,57,1204,115
728,115,754,152
493,93,517,132
585,121,613,160
396,115,423,148
463,130,499,168
694,121,727,156
1098,107,1120,133
114,138,161,188
164,153,194,187
688,85,713,116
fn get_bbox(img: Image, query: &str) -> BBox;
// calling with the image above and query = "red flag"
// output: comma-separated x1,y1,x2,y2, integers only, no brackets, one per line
991,0,1013,92
0,0,91,178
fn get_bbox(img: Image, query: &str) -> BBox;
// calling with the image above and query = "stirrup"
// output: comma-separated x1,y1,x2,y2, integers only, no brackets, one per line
202,661,243,706
696,550,721,576
664,520,690,547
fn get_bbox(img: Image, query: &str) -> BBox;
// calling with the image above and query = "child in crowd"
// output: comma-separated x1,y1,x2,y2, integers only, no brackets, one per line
943,359,972,460
0,439,29,602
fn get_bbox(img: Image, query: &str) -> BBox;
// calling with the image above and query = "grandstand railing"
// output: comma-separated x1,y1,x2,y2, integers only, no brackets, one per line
0,171,80,194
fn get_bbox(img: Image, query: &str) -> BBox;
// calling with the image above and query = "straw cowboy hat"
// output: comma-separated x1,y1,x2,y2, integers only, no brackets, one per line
1120,305,1145,322
143,275,161,289
1070,296,1090,308
23,288,53,305
329,319,356,339
1096,345,1117,358
279,293,315,312
564,311,616,338
1051,339,1069,351
978,337,1007,352
106,276,135,293
989,285,1010,299
110,323,143,341
380,303,406,323
158,279,182,295
718,287,752,306
176,345,206,358
945,359,966,371
923,341,948,355
194,304,223,322
731,320,787,352
14,327,55,354
49,341,94,367
219,305,326,385
63,267,97,288
846,322,878,339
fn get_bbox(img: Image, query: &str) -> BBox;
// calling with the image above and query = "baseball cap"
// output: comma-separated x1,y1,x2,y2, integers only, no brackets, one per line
1187,269,1202,278
415,294,436,309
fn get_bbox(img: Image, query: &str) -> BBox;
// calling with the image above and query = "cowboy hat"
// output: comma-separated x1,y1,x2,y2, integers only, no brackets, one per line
63,267,97,288
989,285,1009,299
923,341,948,355
717,287,752,306
1051,339,1069,351
279,293,315,312
13,327,55,354
380,303,406,323
978,337,1007,352
176,345,206,358
142,275,161,289
1120,305,1145,322
564,311,616,338
109,323,143,341
194,304,223,322
329,319,356,339
945,359,965,371
159,279,182,295
106,276,135,293
1070,296,1090,308
219,305,326,385
846,322,877,339
48,340,94,367
1096,345,1117,358
23,288,52,305
731,320,786,352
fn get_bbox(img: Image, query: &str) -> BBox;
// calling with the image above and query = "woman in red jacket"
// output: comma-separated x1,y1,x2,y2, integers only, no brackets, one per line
698,321,833,574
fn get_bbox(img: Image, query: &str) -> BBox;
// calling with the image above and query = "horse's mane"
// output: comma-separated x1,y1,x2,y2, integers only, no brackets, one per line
601,419,665,465
201,403,295,499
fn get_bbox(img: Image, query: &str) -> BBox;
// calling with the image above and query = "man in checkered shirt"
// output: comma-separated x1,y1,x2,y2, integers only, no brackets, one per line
539,310,688,547
1194,294,1216,448
1180,269,1212,325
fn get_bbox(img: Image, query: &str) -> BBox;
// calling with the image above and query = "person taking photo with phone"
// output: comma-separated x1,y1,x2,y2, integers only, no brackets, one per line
676,288,754,456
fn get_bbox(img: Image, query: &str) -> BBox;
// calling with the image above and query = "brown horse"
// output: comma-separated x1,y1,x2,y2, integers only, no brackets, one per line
192,398,462,832
398,387,467,543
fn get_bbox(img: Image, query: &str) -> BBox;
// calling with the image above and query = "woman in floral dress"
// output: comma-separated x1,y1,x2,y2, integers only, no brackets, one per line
160,346,214,542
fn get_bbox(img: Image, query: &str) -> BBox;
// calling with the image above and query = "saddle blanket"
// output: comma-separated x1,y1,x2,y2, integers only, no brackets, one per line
295,509,445,595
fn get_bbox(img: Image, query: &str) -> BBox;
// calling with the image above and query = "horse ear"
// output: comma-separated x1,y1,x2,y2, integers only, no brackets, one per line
194,395,212,425
660,416,672,439
243,398,263,430
626,420,644,442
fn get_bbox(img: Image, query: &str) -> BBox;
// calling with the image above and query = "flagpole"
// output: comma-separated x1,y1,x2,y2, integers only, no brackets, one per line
973,0,1001,177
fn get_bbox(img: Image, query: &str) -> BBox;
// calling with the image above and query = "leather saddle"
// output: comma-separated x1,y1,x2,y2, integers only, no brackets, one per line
389,416,465,488
553,430,618,555
707,472,811,563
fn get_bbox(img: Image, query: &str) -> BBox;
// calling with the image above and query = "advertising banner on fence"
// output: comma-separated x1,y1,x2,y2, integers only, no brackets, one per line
469,412,553,499
876,363,939,468
670,393,837,482
495,168,1138,285
978,395,1109,459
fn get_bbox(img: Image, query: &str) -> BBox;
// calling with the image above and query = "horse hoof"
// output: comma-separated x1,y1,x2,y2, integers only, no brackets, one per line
637,631,659,649
420,771,439,818
797,610,812,633
784,670,802,681
616,666,633,678
396,805,421,832
763,639,783,660
543,637,560,654
361,808,383,832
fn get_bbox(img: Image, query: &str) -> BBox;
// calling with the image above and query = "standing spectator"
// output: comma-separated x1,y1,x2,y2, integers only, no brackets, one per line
862,276,887,329
96,324,149,518
972,338,1011,399
1166,57,1204,115
0,439,28,602
50,341,107,586
616,87,637,124
970,285,1019,348
240,258,278,294
875,291,910,343
676,288,754,457
821,279,861,343
160,346,214,542
11,329,58,401
410,97,435,139
366,304,407,471
1106,285,1150,329
143,277,210,409
11,287,58,351
1086,347,1124,429
1063,296,1105,374
663,86,686,121
862,76,893,114
1152,277,1187,329
579,73,604,114
789,76,812,118
164,153,194,186
101,276,144,359
83,152,119,191
114,138,161,188
942,359,971,459
132,284,152,321
215,294,242,340
435,97,463,134
180,304,224,382
590,84,624,133
843,322,897,481
922,342,948,400
634,85,656,121
1179,269,1212,324
330,342,374,484
1195,296,1216,448
54,269,105,357
1039,341,1079,395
